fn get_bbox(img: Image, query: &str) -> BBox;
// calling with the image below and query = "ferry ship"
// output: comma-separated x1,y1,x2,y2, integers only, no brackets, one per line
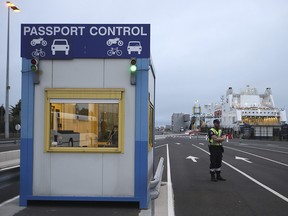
204,85,287,138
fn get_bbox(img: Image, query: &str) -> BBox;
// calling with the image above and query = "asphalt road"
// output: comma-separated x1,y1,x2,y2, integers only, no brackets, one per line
1,136,288,215
0,167,20,204
0,141,20,152
155,136,288,216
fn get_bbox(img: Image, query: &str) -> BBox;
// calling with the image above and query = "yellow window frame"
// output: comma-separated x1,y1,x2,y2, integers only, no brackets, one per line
44,88,125,153
148,101,154,151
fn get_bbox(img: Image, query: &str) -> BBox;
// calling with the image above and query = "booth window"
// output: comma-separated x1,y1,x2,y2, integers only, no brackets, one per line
45,89,124,153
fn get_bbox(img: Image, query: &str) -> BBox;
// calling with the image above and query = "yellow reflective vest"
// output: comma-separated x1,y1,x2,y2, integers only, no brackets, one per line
208,128,223,146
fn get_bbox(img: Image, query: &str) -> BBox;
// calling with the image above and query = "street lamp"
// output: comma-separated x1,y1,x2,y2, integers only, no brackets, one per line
5,1,20,138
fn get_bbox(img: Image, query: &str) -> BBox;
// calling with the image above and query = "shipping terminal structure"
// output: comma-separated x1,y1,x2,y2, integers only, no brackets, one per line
204,85,287,139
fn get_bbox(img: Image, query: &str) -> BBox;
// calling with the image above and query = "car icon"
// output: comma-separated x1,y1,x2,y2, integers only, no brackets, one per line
51,39,70,55
127,41,142,55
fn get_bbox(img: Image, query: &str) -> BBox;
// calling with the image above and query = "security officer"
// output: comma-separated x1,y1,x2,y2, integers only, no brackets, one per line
208,119,226,182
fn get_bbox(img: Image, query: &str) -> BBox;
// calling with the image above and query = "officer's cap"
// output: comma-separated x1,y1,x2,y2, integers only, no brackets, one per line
213,119,220,124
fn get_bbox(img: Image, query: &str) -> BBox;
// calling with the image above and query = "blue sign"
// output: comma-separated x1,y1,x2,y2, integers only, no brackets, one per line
21,24,150,59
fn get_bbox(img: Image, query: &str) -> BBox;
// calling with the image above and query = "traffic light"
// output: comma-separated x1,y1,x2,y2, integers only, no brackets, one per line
31,58,40,84
31,58,39,72
130,58,137,73
130,58,137,85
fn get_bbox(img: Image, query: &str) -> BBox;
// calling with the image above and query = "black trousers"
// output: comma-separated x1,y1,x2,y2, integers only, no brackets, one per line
209,145,224,172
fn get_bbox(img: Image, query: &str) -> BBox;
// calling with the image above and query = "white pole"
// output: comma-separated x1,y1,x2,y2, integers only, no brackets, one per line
5,6,10,139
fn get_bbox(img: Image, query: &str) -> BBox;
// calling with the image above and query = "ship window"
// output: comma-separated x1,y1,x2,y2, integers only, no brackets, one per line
44,88,125,153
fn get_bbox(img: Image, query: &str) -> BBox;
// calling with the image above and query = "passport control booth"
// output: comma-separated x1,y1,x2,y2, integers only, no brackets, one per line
20,24,157,209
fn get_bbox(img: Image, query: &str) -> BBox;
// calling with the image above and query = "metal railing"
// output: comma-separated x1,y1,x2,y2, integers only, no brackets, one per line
150,157,164,200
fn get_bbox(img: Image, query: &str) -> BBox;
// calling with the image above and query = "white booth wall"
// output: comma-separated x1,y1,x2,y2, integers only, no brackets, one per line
33,59,136,196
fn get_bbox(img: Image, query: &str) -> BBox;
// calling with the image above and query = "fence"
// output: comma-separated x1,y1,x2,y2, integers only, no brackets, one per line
223,125,288,141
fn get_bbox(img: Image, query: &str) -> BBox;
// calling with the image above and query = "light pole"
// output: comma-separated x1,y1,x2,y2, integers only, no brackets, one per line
5,1,20,138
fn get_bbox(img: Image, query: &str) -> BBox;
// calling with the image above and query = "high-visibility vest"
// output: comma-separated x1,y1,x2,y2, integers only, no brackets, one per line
208,128,223,146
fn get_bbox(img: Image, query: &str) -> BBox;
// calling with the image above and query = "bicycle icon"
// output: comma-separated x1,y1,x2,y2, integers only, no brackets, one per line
32,48,46,57
107,47,122,56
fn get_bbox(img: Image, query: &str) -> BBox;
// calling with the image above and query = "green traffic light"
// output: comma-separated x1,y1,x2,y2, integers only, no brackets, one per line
31,65,38,72
130,65,137,73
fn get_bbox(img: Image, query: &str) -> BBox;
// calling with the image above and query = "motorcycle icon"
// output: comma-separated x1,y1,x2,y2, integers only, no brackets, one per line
30,37,47,46
32,48,46,57
106,38,124,46
107,47,122,56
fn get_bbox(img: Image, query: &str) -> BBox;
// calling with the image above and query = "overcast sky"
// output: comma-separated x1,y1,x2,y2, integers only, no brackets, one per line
1,0,288,125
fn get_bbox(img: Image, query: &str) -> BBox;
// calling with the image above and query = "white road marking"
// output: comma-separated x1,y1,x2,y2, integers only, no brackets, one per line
154,144,175,216
186,156,199,162
226,146,288,167
0,195,19,207
166,144,175,216
235,156,252,163
192,144,288,203
155,144,168,149
236,145,288,154
222,161,288,203
0,165,20,172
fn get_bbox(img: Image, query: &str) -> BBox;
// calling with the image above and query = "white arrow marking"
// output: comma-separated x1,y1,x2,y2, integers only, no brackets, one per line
175,142,181,145
186,156,199,162
239,143,248,146
199,143,204,145
235,156,252,163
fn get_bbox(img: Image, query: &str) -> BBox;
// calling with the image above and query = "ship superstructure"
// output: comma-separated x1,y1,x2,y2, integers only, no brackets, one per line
205,85,287,128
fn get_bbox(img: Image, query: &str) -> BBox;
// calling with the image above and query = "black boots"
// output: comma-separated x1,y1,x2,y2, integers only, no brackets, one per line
216,171,226,181
210,171,217,182
210,171,226,182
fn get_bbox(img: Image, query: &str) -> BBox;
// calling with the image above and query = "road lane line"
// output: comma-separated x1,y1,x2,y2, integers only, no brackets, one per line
155,144,168,149
225,146,288,167
154,144,175,215
0,195,19,208
192,144,288,203
0,165,20,172
222,161,288,202
236,145,288,154
166,144,175,216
